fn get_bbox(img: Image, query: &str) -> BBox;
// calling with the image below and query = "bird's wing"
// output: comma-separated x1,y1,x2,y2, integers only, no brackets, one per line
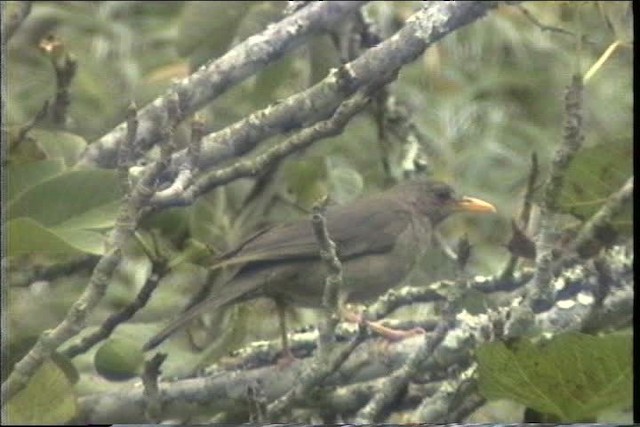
214,196,414,268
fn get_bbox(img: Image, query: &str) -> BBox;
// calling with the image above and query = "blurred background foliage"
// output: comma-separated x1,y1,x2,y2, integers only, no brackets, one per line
4,1,632,422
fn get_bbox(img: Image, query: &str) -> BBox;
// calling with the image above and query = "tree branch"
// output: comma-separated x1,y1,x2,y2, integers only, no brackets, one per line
172,1,499,175
1,101,179,403
76,243,632,423
77,1,369,168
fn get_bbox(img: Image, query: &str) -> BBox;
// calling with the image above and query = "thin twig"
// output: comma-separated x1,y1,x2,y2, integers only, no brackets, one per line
76,242,632,423
569,176,633,258
8,100,49,155
142,353,167,422
517,5,577,37
265,326,367,419
153,115,205,201
264,190,361,420
1,248,122,403
500,152,539,280
152,92,372,208
80,2,498,178
6,255,97,288
62,258,169,359
1,101,178,403
529,75,584,312
412,364,481,422
78,2,370,168
38,35,77,127
117,103,138,195
354,316,453,423
311,196,344,356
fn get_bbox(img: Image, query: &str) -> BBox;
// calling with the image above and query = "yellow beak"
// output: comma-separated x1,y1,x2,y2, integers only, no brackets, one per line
456,196,497,213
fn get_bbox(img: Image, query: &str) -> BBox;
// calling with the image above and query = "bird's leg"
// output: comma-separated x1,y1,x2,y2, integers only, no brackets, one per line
275,299,296,366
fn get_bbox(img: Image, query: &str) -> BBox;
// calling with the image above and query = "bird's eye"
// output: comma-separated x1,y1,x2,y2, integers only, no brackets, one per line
433,188,450,202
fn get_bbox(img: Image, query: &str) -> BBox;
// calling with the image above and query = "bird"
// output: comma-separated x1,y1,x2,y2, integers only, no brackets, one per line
143,179,496,355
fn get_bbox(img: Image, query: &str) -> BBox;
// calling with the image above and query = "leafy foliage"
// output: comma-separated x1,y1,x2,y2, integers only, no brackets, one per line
3,1,633,423
477,332,633,422
5,360,78,424
558,138,632,232
7,169,122,255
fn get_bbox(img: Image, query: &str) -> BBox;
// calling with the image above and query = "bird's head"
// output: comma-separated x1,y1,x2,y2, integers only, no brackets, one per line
412,180,497,224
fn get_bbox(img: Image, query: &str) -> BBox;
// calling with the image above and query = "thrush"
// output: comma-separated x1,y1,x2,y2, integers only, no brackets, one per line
143,179,496,354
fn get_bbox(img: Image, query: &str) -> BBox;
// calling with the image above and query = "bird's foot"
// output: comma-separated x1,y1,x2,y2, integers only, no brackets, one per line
365,320,426,341
341,308,425,341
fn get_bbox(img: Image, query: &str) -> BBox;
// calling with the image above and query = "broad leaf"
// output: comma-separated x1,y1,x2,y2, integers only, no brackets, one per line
8,217,106,256
558,139,632,233
7,169,123,228
6,360,77,424
478,332,632,422
30,129,88,167
6,159,65,202
177,1,256,67
54,200,121,231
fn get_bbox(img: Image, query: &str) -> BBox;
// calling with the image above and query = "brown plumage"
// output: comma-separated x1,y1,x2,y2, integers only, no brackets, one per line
143,179,496,352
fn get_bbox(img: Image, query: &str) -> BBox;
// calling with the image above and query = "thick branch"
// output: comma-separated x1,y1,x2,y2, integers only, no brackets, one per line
1,104,178,403
529,75,584,310
171,2,498,175
151,93,371,207
79,1,498,183
77,1,368,168
76,243,632,423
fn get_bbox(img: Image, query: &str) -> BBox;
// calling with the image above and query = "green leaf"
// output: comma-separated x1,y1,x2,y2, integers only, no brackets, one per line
54,200,121,230
7,169,123,228
7,217,106,256
30,129,88,167
6,159,65,202
597,2,633,43
326,157,364,204
239,2,291,105
308,35,340,86
188,190,230,248
94,337,145,381
3,335,38,384
252,54,299,107
234,2,285,43
141,206,191,243
6,131,47,164
477,332,632,422
282,156,328,208
177,1,256,67
49,227,107,255
5,360,77,425
558,139,632,233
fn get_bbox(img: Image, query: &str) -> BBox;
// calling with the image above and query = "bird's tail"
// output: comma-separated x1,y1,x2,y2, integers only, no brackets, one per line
142,274,262,351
